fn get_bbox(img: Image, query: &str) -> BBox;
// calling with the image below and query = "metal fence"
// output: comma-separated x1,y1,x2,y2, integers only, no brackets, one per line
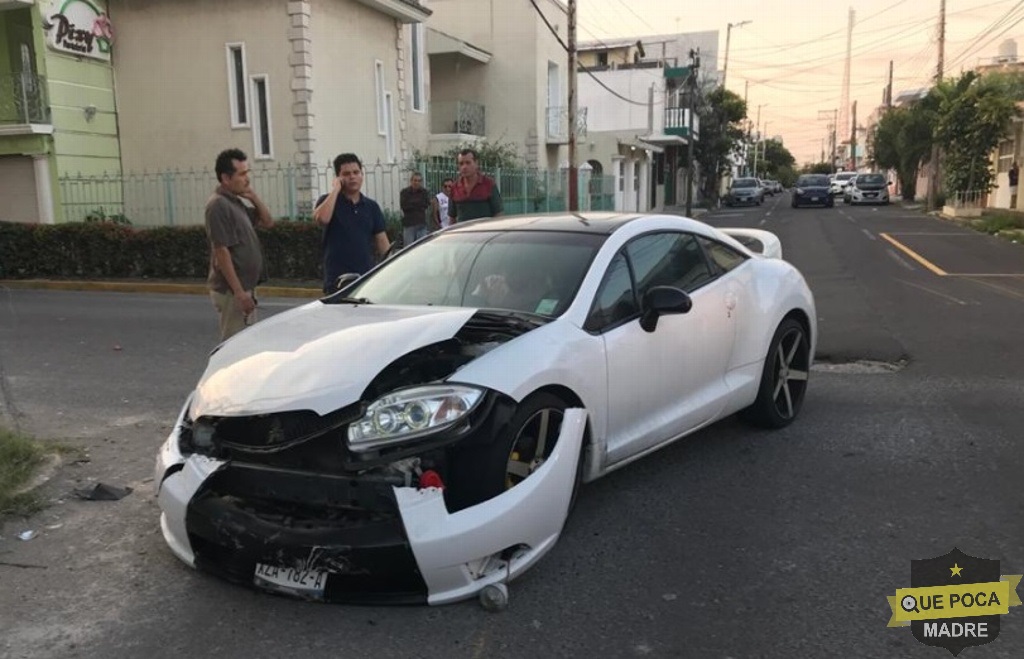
58,162,615,226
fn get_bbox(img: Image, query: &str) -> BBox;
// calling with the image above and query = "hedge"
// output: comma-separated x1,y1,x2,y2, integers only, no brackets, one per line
0,219,406,281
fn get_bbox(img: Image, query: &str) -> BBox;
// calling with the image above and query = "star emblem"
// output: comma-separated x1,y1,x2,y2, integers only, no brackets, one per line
950,563,963,577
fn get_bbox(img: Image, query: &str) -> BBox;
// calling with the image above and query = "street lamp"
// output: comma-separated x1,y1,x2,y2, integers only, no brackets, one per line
721,20,751,89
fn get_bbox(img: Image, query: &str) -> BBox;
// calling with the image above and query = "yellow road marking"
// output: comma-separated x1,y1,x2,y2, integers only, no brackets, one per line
879,233,947,275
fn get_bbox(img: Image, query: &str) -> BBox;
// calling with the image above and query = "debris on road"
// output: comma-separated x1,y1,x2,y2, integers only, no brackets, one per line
73,482,133,501
16,530,37,541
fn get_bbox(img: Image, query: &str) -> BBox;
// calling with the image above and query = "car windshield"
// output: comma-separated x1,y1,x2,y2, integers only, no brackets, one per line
733,178,757,188
341,230,606,317
858,174,885,185
799,175,829,186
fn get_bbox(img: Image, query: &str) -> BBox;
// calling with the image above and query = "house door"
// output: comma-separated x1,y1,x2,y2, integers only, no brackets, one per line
0,156,41,222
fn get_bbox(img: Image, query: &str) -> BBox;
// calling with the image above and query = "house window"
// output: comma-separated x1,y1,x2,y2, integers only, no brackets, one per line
250,75,273,159
998,140,1015,173
384,91,396,162
226,43,249,127
411,24,425,112
375,60,386,135
597,52,608,67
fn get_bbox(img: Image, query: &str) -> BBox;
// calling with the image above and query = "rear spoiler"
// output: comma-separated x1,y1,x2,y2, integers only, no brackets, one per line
719,228,783,260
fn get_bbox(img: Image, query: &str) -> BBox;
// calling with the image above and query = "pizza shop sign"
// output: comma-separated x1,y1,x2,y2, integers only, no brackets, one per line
43,0,114,61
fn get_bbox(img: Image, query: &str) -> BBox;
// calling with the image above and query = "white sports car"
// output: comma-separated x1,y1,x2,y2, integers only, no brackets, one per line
155,212,816,605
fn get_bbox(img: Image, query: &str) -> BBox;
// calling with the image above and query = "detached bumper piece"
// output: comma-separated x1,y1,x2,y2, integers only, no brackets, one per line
185,463,427,604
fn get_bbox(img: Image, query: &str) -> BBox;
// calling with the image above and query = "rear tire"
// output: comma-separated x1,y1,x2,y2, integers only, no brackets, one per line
740,318,810,429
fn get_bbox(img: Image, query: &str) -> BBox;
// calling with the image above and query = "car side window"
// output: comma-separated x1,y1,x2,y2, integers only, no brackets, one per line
627,231,714,296
699,237,747,274
584,252,637,332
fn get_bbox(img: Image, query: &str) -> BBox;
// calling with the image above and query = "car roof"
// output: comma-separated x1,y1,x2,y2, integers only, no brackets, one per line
445,212,647,235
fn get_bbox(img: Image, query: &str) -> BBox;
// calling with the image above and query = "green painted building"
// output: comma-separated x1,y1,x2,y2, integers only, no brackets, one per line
0,0,120,222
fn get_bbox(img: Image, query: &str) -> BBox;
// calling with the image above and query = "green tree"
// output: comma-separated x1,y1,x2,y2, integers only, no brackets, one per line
748,139,796,179
935,72,1020,195
694,87,748,199
801,162,834,175
870,105,933,200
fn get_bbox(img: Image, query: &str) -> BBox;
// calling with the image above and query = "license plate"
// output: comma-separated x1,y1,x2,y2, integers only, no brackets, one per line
865,192,876,197
254,562,327,597
810,197,819,202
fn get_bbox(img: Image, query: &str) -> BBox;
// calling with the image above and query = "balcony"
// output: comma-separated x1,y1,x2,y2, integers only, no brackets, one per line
430,100,486,136
545,106,588,144
664,107,699,140
0,72,52,131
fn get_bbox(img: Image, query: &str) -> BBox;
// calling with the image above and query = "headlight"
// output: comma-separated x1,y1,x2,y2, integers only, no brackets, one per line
348,384,484,451
795,188,805,195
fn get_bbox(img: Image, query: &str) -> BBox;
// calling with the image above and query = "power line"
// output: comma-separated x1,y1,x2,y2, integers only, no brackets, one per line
945,1,1024,70
528,0,657,107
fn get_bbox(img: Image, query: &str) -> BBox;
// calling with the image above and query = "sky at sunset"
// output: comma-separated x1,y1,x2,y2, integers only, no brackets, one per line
576,0,1022,164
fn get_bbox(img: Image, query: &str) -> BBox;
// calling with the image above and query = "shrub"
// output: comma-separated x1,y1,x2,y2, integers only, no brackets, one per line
0,220,326,281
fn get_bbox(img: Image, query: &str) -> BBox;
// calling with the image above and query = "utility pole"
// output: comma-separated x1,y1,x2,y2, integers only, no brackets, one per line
567,0,578,211
685,48,700,216
849,101,857,170
753,103,764,179
721,20,750,90
886,60,894,108
927,0,945,211
839,9,855,156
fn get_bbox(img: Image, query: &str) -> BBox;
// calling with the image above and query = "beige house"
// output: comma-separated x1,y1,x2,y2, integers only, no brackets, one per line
108,0,432,217
424,0,579,170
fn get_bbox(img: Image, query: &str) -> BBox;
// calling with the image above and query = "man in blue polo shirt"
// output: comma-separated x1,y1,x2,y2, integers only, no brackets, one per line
313,153,391,294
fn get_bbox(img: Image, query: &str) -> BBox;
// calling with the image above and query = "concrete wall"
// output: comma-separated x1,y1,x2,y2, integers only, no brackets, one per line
311,0,407,168
427,0,569,168
579,69,663,133
109,0,294,172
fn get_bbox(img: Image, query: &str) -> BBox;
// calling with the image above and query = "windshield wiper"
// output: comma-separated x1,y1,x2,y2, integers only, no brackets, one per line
326,296,372,305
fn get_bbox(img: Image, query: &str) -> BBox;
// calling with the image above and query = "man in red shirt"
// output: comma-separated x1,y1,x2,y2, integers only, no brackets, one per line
447,148,503,224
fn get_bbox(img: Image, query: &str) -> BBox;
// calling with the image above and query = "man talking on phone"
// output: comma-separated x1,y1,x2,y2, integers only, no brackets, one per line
204,148,274,340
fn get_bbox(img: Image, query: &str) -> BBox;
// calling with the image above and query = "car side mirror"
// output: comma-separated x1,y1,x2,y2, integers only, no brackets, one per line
639,286,692,332
334,272,361,291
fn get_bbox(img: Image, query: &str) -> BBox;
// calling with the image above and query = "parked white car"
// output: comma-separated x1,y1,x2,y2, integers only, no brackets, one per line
155,212,817,605
829,171,857,196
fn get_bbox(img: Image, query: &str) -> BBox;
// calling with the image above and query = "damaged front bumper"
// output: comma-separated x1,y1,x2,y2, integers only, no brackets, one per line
155,406,586,604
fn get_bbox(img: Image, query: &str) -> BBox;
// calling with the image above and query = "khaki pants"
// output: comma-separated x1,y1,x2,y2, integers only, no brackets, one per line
210,289,257,341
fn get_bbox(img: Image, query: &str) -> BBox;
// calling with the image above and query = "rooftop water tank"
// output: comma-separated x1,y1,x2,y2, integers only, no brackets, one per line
997,39,1018,63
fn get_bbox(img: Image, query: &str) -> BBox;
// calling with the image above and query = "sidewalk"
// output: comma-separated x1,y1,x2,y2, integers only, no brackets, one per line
0,278,323,298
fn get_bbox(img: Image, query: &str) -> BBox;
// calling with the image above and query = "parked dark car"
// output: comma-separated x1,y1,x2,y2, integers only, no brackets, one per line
792,175,834,208
725,178,764,206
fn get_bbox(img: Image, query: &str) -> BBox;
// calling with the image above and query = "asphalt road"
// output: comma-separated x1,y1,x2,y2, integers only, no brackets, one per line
1,196,1023,658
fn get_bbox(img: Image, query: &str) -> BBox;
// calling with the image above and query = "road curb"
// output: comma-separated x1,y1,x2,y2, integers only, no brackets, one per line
0,279,322,298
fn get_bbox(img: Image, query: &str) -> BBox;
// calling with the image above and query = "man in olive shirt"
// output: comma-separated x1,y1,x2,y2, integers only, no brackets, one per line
448,148,503,224
205,148,273,340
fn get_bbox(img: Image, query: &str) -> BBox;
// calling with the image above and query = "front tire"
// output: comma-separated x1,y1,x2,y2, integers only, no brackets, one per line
449,392,570,509
740,318,810,429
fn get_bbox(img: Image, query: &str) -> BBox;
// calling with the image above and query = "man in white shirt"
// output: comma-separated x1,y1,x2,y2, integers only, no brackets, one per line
435,178,453,229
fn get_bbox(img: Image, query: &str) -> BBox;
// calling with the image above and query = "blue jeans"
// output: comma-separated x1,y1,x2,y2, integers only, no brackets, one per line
403,224,427,246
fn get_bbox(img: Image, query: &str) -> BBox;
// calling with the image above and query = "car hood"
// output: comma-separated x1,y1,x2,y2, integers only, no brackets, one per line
190,303,479,418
